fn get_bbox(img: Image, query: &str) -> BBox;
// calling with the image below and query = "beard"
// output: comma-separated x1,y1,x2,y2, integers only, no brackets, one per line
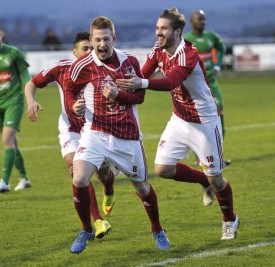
158,34,176,50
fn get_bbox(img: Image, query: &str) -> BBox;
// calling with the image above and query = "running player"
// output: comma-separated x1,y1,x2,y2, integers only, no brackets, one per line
0,31,31,192
66,16,170,253
25,31,114,239
116,8,239,241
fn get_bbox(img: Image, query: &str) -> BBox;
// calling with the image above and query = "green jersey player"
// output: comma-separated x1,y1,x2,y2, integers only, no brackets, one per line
184,10,230,166
0,32,31,192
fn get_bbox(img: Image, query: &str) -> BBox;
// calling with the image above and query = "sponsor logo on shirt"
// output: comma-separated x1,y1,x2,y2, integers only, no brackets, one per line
0,71,12,82
198,52,212,61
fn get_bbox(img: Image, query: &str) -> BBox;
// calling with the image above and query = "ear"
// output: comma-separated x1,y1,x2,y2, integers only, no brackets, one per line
72,48,76,57
113,34,116,43
175,28,182,38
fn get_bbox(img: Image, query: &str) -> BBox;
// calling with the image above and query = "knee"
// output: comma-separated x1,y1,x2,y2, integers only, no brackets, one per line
96,167,110,182
154,164,175,179
133,181,150,197
2,135,16,148
207,173,227,191
73,173,89,187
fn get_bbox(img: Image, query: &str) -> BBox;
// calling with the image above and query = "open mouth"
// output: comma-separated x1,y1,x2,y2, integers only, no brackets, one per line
98,48,108,57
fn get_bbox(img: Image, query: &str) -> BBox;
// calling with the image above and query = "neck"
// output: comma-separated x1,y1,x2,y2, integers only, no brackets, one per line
192,28,203,36
165,38,181,56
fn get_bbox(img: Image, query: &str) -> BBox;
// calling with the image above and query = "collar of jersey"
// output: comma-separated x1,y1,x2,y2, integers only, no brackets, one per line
92,48,128,71
162,38,186,60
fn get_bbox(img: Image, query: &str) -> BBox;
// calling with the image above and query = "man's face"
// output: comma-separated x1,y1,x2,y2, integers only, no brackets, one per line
90,28,115,61
155,18,176,50
73,40,91,58
192,13,206,33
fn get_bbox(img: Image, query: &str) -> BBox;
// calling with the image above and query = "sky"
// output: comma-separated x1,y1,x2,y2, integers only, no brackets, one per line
1,0,275,42
1,0,274,18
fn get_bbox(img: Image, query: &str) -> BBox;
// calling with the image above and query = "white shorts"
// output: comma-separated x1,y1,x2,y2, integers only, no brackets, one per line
58,131,80,158
155,114,224,176
74,130,147,182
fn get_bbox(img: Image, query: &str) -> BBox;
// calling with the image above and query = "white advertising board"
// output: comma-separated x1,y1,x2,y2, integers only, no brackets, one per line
233,44,275,71
25,49,149,76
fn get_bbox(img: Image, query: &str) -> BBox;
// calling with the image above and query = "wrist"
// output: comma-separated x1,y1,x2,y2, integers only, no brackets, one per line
214,65,221,72
141,79,149,89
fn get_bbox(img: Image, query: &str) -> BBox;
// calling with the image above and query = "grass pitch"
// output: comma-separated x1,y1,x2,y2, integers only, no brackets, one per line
0,75,275,267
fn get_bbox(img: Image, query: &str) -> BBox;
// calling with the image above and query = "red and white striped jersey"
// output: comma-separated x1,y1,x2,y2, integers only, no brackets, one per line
142,39,218,123
66,48,145,140
32,59,85,133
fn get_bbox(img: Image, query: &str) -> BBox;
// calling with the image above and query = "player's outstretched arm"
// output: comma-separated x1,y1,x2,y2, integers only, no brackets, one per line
25,80,43,122
116,73,142,90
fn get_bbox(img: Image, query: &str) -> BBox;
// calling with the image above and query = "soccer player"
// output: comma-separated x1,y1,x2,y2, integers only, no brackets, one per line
0,32,31,192
183,10,230,166
65,16,170,253
25,31,113,239
116,8,239,241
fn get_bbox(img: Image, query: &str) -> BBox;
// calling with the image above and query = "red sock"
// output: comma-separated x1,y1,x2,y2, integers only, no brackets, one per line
136,185,162,233
216,182,235,222
172,163,210,188
69,165,102,221
72,184,93,233
88,182,103,221
101,171,114,196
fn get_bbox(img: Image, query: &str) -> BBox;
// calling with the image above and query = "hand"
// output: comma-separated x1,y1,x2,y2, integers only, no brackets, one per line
213,65,221,77
102,81,119,100
27,101,43,122
116,73,142,90
73,98,86,117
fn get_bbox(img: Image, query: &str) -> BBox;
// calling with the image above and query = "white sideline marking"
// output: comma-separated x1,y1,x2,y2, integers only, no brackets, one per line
19,145,59,151
0,122,274,153
144,121,275,140
136,240,275,267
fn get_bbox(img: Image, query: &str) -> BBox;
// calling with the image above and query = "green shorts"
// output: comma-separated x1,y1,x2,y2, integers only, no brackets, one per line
0,103,24,131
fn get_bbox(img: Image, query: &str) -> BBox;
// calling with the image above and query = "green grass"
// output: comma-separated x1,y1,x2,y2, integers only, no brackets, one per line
0,76,275,267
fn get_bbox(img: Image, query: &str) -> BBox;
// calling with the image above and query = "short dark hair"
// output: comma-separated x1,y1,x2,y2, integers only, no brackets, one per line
160,7,186,34
73,31,90,47
90,16,115,36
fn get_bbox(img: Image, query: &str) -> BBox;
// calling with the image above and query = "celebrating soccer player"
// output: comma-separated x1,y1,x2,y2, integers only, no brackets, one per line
116,7,239,241
25,31,114,239
65,16,170,254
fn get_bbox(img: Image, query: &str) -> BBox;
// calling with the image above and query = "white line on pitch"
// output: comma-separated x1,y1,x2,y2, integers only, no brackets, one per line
0,121,274,153
135,240,275,267
144,121,275,140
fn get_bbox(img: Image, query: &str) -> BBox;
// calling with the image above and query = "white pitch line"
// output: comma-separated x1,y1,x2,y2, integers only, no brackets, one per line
0,121,274,153
144,121,275,140
136,240,275,267
19,145,59,151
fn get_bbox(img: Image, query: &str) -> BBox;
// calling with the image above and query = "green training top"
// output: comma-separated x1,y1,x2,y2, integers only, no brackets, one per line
183,31,226,82
0,43,29,107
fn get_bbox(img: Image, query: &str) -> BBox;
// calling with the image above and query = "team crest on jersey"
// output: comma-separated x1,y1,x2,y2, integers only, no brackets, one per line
124,66,135,75
101,75,113,89
0,57,11,67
